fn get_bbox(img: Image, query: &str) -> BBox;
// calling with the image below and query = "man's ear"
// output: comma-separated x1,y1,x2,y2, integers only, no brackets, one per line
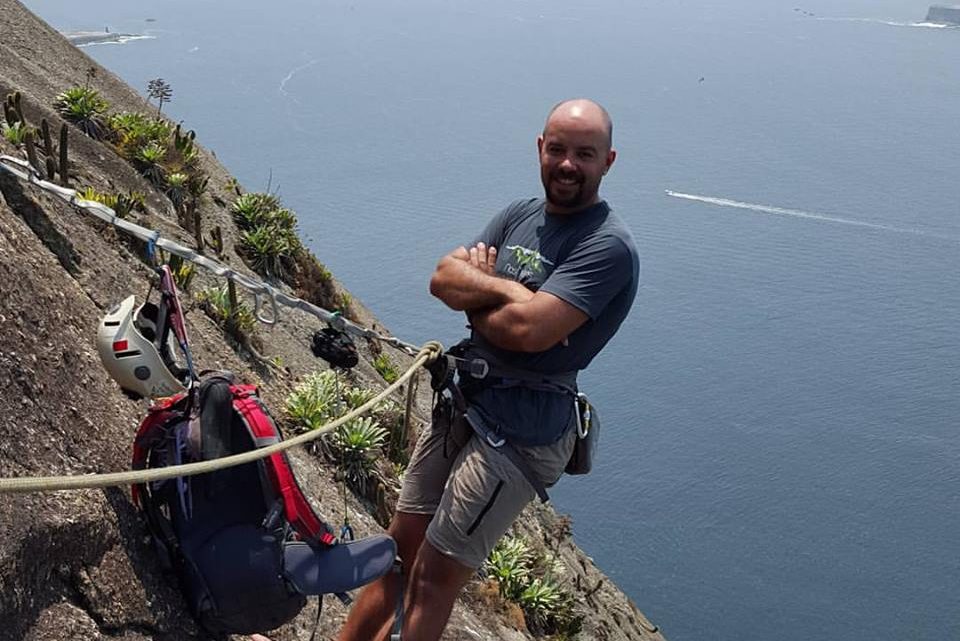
604,149,617,174
537,135,544,154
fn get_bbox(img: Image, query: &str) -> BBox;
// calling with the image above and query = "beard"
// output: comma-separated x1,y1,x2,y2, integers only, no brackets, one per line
542,167,593,210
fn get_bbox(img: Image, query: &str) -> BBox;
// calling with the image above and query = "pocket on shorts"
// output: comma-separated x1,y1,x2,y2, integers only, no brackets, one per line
466,479,504,536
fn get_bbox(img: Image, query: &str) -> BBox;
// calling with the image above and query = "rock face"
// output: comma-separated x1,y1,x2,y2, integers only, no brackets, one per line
0,1,667,640
926,4,960,24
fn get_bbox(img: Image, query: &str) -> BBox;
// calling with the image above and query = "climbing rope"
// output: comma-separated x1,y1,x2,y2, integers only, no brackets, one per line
0,339,442,494
0,154,421,356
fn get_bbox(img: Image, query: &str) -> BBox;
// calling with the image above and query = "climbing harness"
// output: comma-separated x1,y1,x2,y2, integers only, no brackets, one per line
426,341,583,503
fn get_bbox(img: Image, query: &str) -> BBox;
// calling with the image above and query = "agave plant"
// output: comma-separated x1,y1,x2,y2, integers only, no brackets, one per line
1,120,33,146
165,172,189,209
54,86,109,139
135,141,167,185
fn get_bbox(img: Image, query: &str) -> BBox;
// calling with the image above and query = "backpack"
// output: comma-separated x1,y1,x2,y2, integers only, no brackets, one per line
131,374,397,636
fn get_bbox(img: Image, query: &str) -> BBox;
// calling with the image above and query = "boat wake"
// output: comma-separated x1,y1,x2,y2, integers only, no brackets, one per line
816,17,956,29
664,190,956,241
76,34,156,47
279,58,319,99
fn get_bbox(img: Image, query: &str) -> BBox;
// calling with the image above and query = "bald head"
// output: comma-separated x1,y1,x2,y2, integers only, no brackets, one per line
544,99,613,151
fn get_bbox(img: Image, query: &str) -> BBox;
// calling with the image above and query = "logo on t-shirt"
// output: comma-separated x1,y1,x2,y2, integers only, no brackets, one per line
505,245,554,278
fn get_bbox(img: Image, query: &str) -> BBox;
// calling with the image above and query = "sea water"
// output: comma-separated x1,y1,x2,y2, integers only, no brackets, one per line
20,0,960,639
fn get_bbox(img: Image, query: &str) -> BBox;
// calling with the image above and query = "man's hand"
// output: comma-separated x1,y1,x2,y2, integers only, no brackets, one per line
430,245,531,312
468,242,497,274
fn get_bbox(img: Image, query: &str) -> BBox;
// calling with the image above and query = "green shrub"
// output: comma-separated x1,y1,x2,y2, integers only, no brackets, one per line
373,353,399,383
1,120,33,146
54,86,108,139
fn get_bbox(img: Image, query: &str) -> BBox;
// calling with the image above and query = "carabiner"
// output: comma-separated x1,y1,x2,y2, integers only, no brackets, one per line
253,290,279,325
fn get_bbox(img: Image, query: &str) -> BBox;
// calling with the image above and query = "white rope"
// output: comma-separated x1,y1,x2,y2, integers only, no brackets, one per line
0,154,420,355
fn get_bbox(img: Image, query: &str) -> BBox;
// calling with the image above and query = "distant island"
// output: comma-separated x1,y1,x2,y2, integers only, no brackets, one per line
926,4,960,24
62,30,143,46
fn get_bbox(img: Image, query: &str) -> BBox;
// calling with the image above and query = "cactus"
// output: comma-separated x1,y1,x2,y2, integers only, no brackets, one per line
58,123,69,187
193,207,203,252
23,129,40,175
206,225,225,258
4,91,26,127
11,91,24,125
39,119,57,180
3,102,16,127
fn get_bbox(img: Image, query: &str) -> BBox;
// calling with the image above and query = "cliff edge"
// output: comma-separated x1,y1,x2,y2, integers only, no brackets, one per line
0,1,665,639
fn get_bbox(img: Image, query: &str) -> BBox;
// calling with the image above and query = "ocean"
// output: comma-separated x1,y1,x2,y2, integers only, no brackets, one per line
20,1,960,639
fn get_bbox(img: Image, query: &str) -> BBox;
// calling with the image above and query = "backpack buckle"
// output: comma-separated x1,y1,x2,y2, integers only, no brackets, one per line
466,358,489,379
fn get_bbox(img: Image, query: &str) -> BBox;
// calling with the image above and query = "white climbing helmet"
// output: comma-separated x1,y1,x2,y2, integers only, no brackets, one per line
96,295,188,399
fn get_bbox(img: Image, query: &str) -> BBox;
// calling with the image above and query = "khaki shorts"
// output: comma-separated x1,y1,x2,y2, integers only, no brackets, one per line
396,403,576,569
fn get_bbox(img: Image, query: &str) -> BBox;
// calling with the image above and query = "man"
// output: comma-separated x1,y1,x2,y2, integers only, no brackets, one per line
337,98,639,641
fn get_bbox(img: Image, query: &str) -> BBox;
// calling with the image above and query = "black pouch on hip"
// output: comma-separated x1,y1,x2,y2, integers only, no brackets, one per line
565,392,599,475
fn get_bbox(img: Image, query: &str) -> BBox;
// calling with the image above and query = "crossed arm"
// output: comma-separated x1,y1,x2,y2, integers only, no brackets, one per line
429,244,588,352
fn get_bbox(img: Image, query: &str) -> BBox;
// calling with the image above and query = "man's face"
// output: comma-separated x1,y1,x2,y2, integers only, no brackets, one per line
538,110,615,214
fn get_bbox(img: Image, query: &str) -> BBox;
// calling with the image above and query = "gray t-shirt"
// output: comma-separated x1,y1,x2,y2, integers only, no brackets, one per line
463,198,640,445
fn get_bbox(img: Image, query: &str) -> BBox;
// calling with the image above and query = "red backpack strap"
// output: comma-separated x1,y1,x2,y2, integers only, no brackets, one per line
130,393,187,505
231,386,337,547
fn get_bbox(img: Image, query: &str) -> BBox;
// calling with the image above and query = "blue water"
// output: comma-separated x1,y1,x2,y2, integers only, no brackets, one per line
22,1,960,639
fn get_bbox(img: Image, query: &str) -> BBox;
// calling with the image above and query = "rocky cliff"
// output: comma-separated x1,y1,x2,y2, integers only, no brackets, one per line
0,1,665,639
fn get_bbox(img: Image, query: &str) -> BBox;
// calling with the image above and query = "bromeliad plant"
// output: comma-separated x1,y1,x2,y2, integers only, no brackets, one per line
135,141,167,185
373,353,399,383
484,535,583,637
54,86,109,139
108,111,173,158
231,192,303,279
332,416,388,494
486,536,534,601
197,284,257,335
286,372,396,493
285,370,340,431
76,186,145,219
1,120,33,146
164,172,189,210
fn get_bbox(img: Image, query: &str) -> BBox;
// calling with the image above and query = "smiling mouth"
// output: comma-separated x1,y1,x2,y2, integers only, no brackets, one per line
552,173,581,186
